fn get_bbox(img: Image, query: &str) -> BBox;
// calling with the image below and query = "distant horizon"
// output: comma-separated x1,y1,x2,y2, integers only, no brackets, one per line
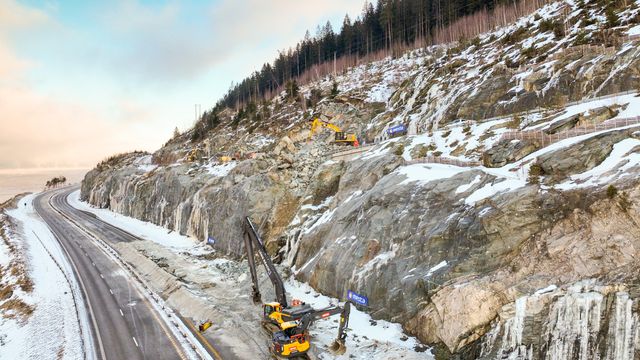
0,167,91,174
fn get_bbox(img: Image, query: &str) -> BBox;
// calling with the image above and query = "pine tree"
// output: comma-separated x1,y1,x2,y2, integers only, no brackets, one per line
331,81,340,98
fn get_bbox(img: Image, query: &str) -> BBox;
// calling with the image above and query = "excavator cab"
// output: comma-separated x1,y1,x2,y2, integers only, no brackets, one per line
271,321,310,358
264,302,284,324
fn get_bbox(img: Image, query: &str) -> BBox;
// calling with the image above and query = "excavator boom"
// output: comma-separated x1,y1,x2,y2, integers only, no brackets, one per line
243,217,288,307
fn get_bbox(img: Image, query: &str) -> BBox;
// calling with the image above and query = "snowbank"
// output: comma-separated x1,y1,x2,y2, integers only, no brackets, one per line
1,194,90,360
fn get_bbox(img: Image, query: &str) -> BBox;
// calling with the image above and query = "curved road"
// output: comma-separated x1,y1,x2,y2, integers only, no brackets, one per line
34,187,221,360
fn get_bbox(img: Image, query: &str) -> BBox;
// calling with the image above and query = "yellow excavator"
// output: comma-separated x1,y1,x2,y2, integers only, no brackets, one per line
243,217,314,333
271,301,352,358
243,217,354,359
308,118,359,147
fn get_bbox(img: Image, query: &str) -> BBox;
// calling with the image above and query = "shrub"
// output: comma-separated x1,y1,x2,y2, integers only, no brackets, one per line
505,57,520,69
463,125,472,135
394,144,405,156
619,192,632,212
501,27,528,45
539,18,555,32
470,36,481,48
521,46,537,60
442,130,452,138
417,146,429,158
433,151,443,157
553,22,566,38
607,184,618,198
529,163,544,176
606,7,620,28
507,114,522,129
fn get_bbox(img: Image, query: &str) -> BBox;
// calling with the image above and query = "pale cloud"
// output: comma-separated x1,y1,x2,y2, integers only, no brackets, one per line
0,0,368,169
0,0,162,168
0,72,162,168
0,0,50,30
98,0,365,82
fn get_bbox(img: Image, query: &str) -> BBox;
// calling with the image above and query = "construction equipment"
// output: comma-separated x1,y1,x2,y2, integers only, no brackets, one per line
186,148,199,162
243,217,313,333
198,321,213,332
308,118,359,147
271,301,352,358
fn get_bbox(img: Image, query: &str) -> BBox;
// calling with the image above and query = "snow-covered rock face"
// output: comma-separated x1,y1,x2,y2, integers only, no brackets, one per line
80,0,640,357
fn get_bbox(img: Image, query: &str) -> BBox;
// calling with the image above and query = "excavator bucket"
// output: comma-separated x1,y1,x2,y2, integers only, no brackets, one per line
329,339,346,355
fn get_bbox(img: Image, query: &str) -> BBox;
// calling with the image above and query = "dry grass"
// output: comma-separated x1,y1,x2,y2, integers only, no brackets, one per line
0,298,35,319
0,211,35,322
0,285,13,301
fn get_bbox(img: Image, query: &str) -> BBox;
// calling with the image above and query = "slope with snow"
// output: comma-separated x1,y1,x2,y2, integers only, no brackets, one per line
0,195,89,360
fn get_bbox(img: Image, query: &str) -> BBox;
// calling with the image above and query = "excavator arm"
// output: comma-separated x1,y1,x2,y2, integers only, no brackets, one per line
243,216,288,307
296,301,352,345
308,118,343,139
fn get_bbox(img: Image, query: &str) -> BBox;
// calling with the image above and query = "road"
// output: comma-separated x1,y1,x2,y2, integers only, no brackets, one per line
34,187,222,360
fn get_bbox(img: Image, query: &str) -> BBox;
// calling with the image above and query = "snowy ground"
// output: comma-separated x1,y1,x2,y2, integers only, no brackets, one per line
69,190,434,359
0,194,90,360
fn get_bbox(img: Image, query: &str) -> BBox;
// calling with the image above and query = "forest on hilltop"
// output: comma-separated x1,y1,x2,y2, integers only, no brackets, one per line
193,0,553,140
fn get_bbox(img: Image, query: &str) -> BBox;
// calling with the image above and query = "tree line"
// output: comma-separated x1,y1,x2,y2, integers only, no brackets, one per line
45,176,67,189
214,0,551,112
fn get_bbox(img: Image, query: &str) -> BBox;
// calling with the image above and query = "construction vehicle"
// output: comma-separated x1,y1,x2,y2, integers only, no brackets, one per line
308,118,359,147
186,148,200,162
198,321,213,332
243,217,313,333
271,302,352,358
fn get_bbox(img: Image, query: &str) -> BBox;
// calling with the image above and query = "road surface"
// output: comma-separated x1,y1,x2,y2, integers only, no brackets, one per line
34,187,223,360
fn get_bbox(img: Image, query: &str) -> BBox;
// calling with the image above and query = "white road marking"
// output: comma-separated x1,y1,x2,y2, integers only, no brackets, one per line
132,337,139,347
100,274,104,279
120,309,124,317
92,262,95,266
109,289,113,295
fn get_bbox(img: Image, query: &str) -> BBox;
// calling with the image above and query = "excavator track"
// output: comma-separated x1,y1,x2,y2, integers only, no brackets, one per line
262,320,281,335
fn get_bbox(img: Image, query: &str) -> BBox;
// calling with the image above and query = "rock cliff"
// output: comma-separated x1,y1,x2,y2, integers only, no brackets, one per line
82,0,640,358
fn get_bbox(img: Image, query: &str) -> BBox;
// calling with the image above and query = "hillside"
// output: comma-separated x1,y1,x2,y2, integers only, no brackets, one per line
81,0,640,358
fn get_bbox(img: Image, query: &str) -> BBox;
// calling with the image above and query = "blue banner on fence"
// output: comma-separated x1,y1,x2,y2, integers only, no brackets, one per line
347,290,369,307
207,237,216,246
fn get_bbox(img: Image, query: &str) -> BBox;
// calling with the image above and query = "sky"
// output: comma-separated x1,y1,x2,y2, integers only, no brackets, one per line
0,0,365,169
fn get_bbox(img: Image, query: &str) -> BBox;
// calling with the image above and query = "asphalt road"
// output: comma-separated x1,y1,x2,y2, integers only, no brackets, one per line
34,187,221,360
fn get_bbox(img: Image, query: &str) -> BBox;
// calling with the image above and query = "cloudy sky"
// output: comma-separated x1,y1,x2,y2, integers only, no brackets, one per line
0,0,364,169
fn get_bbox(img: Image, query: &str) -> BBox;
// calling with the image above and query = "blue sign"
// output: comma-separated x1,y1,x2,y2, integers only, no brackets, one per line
347,290,369,307
207,237,216,246
387,125,407,136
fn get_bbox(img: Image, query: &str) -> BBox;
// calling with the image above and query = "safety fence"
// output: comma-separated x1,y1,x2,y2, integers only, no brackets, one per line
500,116,640,146
405,155,481,168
